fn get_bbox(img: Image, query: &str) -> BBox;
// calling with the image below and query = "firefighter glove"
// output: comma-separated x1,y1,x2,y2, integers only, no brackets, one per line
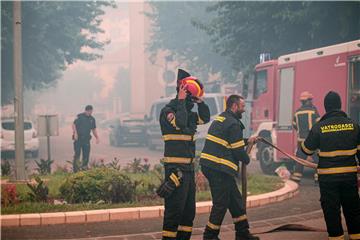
156,171,182,198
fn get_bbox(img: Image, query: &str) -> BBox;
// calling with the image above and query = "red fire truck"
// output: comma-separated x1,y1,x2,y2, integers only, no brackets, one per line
251,40,360,174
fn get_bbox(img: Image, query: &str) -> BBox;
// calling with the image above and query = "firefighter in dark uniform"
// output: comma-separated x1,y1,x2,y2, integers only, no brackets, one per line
301,91,360,240
72,105,100,172
200,95,259,240
159,69,210,240
291,91,320,183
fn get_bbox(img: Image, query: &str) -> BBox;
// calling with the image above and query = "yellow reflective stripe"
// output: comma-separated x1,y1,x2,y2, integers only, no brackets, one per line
206,134,230,148
357,145,360,150
178,225,192,232
308,112,313,129
295,110,315,116
170,118,178,129
329,234,345,240
163,134,192,141
163,157,192,164
233,214,247,223
293,172,303,177
231,140,245,149
207,221,221,230
301,141,315,154
163,230,177,238
198,116,205,125
349,233,360,239
319,148,357,157
317,166,358,175
169,173,180,187
215,116,226,122
201,153,238,171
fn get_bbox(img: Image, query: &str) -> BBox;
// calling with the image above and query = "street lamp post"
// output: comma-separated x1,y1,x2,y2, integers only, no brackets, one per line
13,1,26,181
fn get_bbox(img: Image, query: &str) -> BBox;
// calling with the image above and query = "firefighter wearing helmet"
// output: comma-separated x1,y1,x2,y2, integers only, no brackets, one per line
158,69,210,240
291,91,320,183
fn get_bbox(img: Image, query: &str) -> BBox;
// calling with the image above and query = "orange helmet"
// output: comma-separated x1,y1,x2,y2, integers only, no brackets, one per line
180,76,204,98
177,69,204,97
300,91,313,101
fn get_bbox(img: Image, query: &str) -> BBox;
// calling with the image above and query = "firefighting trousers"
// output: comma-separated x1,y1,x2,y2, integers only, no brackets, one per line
319,177,360,239
202,166,249,238
292,142,318,182
73,140,91,169
162,168,195,240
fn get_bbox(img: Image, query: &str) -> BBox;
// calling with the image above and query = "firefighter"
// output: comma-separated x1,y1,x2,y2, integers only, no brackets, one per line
159,69,210,240
291,91,320,183
301,91,360,240
200,95,259,240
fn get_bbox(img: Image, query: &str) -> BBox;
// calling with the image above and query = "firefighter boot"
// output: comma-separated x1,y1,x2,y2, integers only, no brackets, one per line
235,232,260,240
203,226,220,240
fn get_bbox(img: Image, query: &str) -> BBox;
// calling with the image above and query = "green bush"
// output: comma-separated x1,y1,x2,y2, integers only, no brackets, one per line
27,177,49,202
59,168,140,203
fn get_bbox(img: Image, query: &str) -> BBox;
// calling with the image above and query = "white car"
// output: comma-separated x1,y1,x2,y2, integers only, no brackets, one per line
1,118,39,157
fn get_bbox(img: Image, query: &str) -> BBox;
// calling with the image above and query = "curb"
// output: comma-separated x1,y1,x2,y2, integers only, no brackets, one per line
1,180,299,227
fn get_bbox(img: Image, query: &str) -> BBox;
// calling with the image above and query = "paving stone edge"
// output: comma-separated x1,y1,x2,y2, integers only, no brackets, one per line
1,180,298,227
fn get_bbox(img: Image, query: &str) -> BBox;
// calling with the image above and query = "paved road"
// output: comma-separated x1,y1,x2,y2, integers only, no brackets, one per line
2,177,321,240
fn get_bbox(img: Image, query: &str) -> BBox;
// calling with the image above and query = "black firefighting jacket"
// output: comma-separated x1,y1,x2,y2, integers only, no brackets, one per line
160,98,210,171
199,109,250,177
301,110,360,182
292,104,320,141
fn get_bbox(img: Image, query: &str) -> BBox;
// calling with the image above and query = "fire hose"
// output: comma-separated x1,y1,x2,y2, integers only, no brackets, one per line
240,138,327,234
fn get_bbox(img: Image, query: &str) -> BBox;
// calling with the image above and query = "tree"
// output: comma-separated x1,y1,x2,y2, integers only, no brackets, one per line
145,2,235,82
195,1,360,70
1,1,115,104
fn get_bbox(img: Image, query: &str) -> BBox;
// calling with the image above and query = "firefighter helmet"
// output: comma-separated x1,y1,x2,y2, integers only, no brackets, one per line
300,91,313,101
177,69,204,97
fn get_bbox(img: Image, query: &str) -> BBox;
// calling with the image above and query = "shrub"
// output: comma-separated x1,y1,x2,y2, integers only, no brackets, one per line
1,159,11,176
124,158,150,173
59,168,140,203
107,157,121,171
1,184,18,207
35,159,54,175
27,176,49,202
53,164,70,174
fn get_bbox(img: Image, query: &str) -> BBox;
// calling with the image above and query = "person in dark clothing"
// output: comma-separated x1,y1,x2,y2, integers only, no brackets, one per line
72,105,99,171
200,95,259,240
159,69,210,240
301,91,360,240
291,91,320,183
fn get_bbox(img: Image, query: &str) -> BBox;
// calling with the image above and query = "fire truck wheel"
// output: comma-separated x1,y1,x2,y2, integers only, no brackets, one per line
257,142,276,175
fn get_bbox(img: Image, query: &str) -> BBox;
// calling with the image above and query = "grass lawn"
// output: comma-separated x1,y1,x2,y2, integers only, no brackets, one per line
1,172,283,215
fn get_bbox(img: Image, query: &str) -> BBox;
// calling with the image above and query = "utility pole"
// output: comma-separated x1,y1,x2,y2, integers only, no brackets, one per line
13,1,26,181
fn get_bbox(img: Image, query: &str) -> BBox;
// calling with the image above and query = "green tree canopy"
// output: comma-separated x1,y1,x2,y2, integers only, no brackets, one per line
195,1,360,70
1,1,115,104
145,1,235,82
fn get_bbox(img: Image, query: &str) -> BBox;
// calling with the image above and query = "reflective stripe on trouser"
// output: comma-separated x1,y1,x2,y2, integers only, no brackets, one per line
293,143,318,181
349,233,360,239
162,168,195,240
202,166,249,239
319,178,360,239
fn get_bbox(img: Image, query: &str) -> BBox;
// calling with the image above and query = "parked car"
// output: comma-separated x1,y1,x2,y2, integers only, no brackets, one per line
109,116,147,147
1,118,40,158
144,93,253,151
